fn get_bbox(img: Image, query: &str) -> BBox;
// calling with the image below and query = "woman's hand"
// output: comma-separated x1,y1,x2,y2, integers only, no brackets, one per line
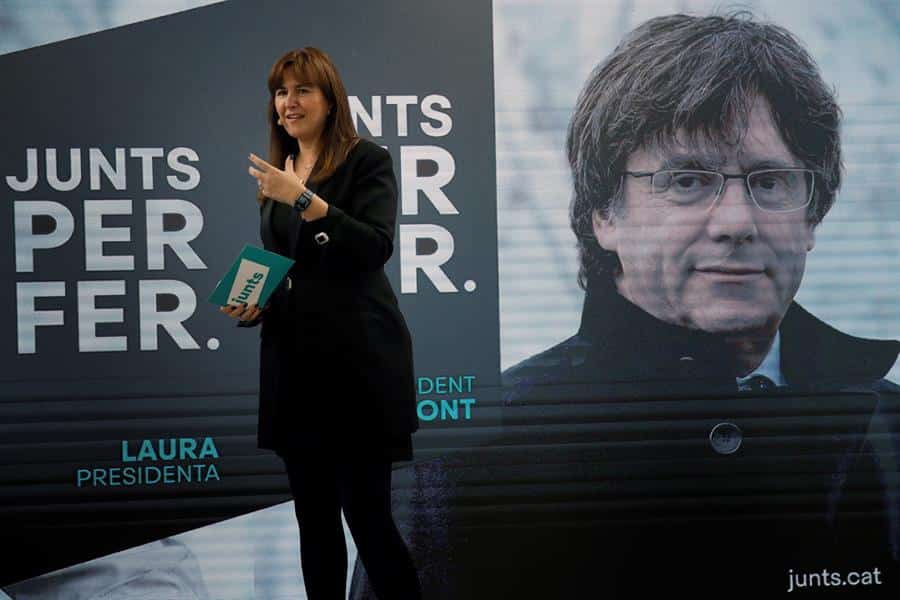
220,302,264,322
248,153,304,206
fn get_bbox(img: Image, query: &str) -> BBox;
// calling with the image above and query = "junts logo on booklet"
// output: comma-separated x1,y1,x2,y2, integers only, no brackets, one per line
229,259,269,306
208,245,292,308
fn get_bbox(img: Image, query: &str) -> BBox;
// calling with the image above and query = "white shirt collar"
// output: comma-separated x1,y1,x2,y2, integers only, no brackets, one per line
735,330,786,387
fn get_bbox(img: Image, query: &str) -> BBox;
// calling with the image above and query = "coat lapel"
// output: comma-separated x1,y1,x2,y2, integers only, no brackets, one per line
780,302,900,389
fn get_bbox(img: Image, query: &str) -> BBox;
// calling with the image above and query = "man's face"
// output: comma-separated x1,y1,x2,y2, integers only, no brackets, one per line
592,97,816,334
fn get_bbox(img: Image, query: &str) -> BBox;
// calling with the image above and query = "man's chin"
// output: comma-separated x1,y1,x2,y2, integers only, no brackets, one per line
684,304,779,336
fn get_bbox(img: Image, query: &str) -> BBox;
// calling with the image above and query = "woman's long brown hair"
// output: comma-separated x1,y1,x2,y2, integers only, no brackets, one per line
258,47,359,204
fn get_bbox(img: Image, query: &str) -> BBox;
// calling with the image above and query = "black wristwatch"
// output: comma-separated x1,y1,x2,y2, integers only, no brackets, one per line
292,188,315,213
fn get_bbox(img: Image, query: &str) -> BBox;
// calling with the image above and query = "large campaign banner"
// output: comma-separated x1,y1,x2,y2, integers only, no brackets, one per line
2,0,899,599
0,0,496,595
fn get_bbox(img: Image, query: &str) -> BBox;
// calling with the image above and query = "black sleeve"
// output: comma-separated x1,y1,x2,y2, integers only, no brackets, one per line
235,313,262,328
302,144,398,272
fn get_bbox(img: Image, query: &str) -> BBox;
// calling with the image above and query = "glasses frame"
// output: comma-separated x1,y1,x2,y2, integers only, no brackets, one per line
622,168,816,213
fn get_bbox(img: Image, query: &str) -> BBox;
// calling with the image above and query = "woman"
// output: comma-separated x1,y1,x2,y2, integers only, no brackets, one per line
221,47,421,600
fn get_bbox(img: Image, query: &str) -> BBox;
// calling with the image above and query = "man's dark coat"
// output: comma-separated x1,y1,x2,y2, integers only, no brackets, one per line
490,278,900,597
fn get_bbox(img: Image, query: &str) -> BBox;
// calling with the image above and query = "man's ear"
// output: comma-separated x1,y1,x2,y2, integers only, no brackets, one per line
805,221,816,252
592,210,618,252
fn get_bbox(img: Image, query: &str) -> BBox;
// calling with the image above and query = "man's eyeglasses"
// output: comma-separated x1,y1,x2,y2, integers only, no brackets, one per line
622,169,816,213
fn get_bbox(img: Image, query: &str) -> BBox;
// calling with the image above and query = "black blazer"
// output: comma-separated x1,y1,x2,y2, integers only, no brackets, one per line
247,139,417,456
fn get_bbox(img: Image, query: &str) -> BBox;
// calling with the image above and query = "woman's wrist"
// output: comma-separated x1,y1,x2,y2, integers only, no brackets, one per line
300,194,329,221
287,181,307,206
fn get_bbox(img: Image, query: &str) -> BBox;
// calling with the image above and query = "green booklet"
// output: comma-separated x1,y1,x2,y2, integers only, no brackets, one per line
208,245,295,307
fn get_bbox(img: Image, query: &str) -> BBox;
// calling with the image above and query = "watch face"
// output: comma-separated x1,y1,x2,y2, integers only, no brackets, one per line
294,191,311,211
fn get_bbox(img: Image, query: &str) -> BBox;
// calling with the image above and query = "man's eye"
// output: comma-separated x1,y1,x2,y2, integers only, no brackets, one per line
756,175,780,190
751,171,799,194
671,172,710,190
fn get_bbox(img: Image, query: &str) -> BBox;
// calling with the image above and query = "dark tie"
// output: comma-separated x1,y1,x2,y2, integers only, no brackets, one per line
738,374,776,392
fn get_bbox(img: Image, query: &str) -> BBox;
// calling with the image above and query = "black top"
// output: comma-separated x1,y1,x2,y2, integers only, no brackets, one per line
247,139,418,462
271,199,292,250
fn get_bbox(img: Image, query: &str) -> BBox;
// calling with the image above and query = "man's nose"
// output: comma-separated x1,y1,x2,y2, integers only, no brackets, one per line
705,176,758,243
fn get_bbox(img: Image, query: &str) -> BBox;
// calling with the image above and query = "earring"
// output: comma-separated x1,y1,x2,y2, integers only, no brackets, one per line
277,118,283,125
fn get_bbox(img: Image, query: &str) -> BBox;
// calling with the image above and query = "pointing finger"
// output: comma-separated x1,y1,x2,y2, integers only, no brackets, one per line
248,153,274,171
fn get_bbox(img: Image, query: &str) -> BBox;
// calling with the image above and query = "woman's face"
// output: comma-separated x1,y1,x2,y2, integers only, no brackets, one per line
274,72,331,144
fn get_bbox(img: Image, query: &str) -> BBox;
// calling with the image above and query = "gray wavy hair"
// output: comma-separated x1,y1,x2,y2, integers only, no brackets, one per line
567,12,843,289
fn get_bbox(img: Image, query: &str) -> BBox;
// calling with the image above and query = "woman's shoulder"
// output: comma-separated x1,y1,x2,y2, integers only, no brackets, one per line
322,138,390,186
347,137,390,164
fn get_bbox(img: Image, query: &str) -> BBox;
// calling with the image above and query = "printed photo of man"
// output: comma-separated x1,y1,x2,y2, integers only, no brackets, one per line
507,12,898,414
